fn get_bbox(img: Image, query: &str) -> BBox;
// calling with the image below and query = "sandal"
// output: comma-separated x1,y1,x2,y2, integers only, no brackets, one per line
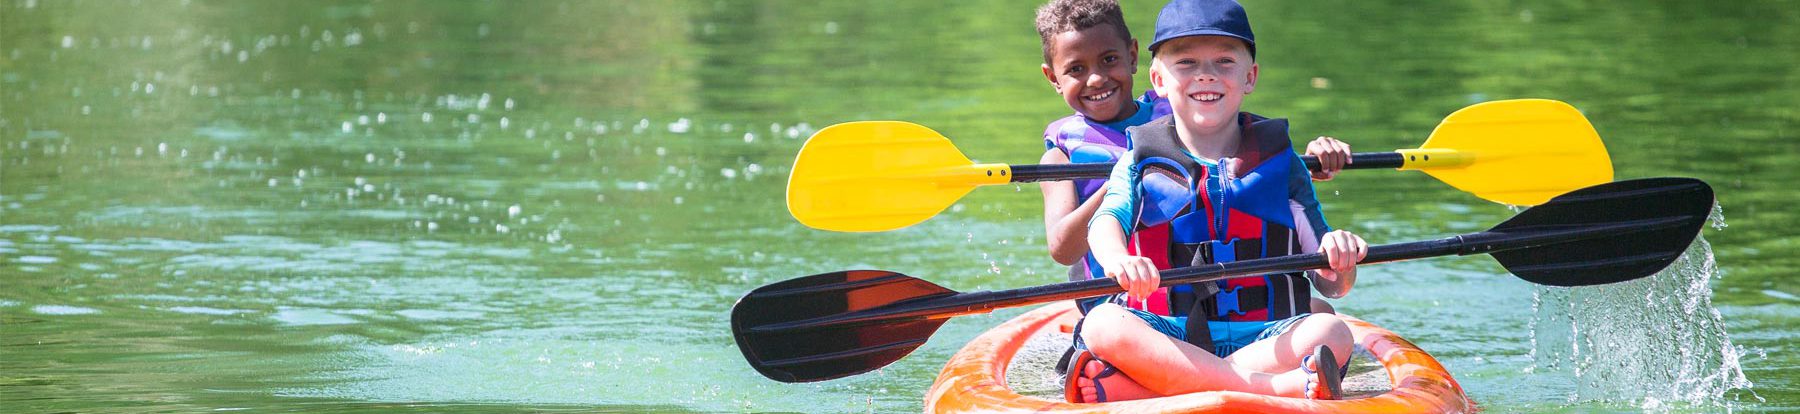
1302,345,1343,400
1063,349,1121,403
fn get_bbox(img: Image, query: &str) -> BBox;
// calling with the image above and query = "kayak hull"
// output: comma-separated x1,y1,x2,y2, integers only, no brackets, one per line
924,302,1472,413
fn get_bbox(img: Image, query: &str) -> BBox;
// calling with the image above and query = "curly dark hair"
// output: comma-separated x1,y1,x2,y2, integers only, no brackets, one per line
1034,0,1133,64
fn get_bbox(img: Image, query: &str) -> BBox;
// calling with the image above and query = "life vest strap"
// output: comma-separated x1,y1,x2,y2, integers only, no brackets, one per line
1212,285,1271,318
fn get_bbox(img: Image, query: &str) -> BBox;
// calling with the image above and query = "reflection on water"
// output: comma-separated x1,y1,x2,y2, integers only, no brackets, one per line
3,0,1796,412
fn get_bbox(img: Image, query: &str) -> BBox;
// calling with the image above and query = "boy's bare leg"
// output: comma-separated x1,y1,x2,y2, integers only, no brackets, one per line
1079,304,1311,397
1223,313,1354,375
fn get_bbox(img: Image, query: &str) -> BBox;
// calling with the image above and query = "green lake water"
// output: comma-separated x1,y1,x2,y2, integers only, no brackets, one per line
1,0,1794,412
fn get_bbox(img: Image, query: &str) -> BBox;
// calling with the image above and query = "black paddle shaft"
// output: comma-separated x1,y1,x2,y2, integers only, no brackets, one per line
1008,153,1402,183
750,214,1690,334
734,178,1711,383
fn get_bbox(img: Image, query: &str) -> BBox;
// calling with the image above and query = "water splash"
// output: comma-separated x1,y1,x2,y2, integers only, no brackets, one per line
1527,209,1753,411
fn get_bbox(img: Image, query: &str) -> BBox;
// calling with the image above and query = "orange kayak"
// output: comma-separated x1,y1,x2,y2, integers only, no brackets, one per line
924,302,1472,413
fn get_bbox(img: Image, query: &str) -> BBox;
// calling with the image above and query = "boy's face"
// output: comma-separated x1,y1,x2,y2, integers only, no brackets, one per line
1150,36,1257,133
1041,24,1138,123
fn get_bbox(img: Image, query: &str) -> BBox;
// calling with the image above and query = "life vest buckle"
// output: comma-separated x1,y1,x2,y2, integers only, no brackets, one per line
1216,286,1245,317
1203,239,1237,264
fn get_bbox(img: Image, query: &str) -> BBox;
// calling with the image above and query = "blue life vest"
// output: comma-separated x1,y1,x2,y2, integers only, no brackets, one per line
1121,112,1317,324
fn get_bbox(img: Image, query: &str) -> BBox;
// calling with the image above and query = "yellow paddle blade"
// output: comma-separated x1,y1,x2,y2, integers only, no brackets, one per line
786,121,1012,232
1416,99,1614,206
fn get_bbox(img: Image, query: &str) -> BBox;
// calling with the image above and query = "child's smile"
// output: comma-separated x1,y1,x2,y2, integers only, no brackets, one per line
1042,24,1138,123
1151,36,1257,134
1083,88,1117,103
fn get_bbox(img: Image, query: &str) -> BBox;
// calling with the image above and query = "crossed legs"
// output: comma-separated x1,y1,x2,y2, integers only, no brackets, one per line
1072,303,1352,401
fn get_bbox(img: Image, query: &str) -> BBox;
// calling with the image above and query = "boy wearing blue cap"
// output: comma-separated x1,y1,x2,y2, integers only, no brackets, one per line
1063,0,1362,403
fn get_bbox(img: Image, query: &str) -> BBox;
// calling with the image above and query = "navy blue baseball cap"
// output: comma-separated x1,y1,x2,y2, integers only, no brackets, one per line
1149,0,1256,57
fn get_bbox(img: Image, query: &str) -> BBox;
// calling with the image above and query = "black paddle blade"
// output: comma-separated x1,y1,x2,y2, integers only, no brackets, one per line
731,270,955,383
1488,177,1714,286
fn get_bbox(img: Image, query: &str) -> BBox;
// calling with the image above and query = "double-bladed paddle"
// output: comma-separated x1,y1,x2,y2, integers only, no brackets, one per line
736,178,1712,383
787,99,1613,232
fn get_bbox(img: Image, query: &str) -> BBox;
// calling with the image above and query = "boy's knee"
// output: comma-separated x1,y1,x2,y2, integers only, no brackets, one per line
1292,314,1352,345
1079,304,1136,350
1298,314,1354,359
1302,314,1351,336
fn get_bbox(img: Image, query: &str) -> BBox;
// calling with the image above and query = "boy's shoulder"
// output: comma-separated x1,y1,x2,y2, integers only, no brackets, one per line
1240,113,1296,158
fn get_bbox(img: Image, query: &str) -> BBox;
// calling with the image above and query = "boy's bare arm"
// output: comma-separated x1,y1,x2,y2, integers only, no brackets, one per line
1088,215,1159,301
1039,149,1100,265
